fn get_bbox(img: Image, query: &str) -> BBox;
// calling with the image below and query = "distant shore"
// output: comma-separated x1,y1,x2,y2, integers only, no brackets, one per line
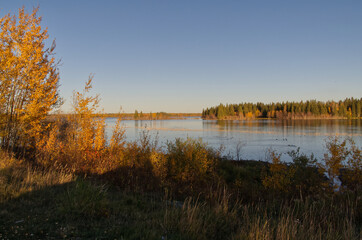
49,113,201,120
202,115,361,120
46,113,362,121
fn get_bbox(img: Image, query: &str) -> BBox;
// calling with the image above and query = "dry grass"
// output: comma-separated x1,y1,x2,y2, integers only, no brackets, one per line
0,150,73,201
0,134,361,239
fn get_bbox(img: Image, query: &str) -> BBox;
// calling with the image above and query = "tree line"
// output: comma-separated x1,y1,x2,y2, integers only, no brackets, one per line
202,98,362,120
134,110,170,120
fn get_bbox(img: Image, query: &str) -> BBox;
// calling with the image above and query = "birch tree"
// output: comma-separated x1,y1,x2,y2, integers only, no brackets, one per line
0,7,60,150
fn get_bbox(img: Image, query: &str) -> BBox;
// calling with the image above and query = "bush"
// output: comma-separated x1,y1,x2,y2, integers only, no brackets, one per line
262,148,327,199
288,148,326,198
217,160,266,202
164,138,220,196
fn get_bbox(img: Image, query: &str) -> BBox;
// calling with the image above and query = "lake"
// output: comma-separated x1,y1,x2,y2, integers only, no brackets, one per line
105,118,362,162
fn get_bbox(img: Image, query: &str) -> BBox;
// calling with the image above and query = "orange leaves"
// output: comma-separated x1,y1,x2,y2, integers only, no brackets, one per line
0,7,59,150
110,116,126,153
72,75,100,119
94,117,106,151
39,76,125,174
245,112,254,119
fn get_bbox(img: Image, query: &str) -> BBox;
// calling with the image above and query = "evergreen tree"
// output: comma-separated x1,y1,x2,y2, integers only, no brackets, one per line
228,104,235,116
352,101,357,118
217,104,226,119
134,110,139,119
237,105,243,116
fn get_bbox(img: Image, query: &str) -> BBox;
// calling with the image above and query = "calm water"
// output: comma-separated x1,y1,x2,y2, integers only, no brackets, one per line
105,118,362,162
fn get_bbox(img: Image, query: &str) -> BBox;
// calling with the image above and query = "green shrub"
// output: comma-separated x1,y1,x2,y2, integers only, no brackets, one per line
262,148,327,199
288,148,327,198
164,138,220,196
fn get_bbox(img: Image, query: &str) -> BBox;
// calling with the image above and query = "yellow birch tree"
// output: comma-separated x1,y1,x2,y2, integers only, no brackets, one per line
71,76,100,152
0,7,60,150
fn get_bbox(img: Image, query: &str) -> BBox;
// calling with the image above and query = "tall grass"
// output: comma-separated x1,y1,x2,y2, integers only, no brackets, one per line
163,192,360,239
1,141,361,239
0,150,73,201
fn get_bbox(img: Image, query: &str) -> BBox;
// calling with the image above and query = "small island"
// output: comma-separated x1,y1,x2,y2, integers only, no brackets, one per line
202,98,362,120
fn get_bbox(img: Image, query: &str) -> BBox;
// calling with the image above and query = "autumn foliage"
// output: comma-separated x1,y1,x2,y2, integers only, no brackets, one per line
1,6,361,205
0,7,361,239
262,138,362,198
36,76,123,174
0,7,60,151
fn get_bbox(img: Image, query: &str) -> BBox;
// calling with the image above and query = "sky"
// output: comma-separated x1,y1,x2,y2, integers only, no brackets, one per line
1,1,362,113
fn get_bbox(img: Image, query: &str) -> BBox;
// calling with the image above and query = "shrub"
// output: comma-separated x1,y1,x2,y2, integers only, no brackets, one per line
340,139,362,195
262,149,295,197
319,137,350,190
288,148,326,198
319,137,362,195
164,138,219,195
36,77,126,175
262,148,326,199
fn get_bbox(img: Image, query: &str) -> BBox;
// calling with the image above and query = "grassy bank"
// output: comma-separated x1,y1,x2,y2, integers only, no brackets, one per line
1,141,361,239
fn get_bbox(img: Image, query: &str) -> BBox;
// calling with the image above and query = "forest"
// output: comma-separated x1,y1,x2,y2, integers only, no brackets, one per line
202,98,362,120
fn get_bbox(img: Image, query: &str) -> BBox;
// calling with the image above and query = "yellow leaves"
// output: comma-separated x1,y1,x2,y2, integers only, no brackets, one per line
320,137,349,189
0,6,59,149
319,137,362,192
68,75,102,153
72,75,100,119
262,149,294,194
44,76,125,174
246,112,253,119
0,150,21,169
343,139,362,192
166,138,216,183
84,77,93,91
94,118,106,151
150,150,167,179
110,115,125,153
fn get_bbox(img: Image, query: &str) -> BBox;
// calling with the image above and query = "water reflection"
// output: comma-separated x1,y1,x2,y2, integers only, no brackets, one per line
202,119,362,137
105,118,362,162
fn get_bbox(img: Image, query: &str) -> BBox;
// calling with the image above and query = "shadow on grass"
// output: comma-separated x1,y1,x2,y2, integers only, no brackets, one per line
0,178,168,239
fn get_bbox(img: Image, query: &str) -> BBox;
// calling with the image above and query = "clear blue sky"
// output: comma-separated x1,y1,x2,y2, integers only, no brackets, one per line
1,1,362,113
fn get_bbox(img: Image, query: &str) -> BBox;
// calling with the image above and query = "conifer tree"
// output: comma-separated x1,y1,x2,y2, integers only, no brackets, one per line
217,104,226,119
134,110,139,119
352,101,357,118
